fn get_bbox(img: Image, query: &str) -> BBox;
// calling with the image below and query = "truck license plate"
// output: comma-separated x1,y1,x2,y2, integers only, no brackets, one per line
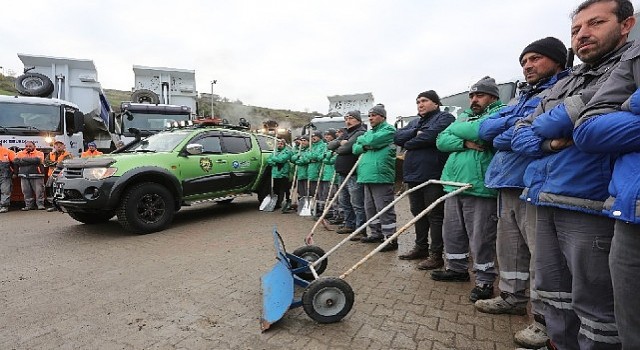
54,183,65,198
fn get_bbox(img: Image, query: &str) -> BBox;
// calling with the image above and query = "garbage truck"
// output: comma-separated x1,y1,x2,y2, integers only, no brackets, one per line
115,65,197,143
308,93,374,133
1,53,115,201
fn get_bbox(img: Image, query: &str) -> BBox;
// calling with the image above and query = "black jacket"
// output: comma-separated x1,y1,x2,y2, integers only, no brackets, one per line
394,109,454,183
327,123,367,175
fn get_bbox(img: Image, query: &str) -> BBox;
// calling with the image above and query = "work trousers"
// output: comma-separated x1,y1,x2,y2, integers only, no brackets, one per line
0,176,11,207
407,182,445,254
443,194,498,285
496,188,543,315
363,183,396,239
338,175,365,229
273,177,290,207
535,206,619,350
20,177,45,208
610,221,640,350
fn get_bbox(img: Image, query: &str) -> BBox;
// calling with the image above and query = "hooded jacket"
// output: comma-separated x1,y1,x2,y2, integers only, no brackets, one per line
512,42,631,214
479,70,569,189
267,146,293,179
436,100,505,197
352,121,396,184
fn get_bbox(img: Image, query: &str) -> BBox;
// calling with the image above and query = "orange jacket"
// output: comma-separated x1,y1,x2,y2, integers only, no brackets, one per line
81,150,103,158
45,150,72,176
15,149,45,177
0,146,16,178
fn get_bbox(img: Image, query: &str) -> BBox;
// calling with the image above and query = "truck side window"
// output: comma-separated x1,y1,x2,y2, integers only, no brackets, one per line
222,136,251,154
198,136,222,154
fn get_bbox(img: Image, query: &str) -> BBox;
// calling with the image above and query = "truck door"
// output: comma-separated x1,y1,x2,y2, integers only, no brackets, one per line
180,132,234,197
221,133,260,189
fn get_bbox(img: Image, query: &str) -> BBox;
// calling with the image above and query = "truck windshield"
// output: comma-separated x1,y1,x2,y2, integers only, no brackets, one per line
128,131,191,152
123,113,191,132
312,120,346,133
0,102,61,131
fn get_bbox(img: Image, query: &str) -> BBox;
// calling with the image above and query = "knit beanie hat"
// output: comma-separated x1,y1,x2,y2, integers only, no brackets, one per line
87,141,97,147
324,129,337,139
368,104,387,118
417,90,441,105
312,130,323,139
519,37,567,68
469,76,499,98
345,110,362,122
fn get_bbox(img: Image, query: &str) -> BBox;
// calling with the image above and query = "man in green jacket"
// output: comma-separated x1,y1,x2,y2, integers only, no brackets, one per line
266,138,293,209
353,104,398,251
291,136,309,198
431,76,505,303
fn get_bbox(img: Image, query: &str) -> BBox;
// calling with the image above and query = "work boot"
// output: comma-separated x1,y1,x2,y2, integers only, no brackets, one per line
46,207,58,212
474,293,527,315
469,284,494,302
416,253,444,270
379,238,398,252
0,207,8,213
398,246,429,260
430,269,470,282
514,319,549,349
360,235,383,243
21,206,35,211
349,231,366,241
336,226,355,234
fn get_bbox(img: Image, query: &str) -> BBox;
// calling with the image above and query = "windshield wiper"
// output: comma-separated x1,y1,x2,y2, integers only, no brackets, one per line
4,125,40,131
133,149,157,153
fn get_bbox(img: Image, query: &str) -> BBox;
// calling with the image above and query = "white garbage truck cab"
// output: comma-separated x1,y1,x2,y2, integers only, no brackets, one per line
115,65,197,143
3,53,113,156
309,93,374,134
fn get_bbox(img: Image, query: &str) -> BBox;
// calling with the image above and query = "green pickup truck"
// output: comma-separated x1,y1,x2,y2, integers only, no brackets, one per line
53,124,276,233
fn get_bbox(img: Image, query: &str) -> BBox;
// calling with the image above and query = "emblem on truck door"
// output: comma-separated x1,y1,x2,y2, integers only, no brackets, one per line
200,157,213,172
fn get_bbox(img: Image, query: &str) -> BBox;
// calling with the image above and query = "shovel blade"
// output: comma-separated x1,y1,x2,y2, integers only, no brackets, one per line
299,198,312,216
260,257,294,331
264,197,278,212
259,195,273,211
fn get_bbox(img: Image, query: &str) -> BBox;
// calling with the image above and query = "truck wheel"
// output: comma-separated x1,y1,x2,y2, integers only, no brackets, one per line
67,210,115,224
117,182,175,234
15,73,55,97
131,89,160,104
302,277,354,324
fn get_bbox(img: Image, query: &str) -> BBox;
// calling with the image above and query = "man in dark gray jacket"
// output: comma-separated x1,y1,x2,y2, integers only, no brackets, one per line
394,90,454,268
327,110,367,237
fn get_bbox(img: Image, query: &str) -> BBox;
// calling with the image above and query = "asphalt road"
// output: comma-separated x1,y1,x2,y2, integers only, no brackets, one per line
0,196,527,349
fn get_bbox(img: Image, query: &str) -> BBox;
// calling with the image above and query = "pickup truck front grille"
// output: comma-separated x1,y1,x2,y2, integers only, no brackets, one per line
64,168,83,179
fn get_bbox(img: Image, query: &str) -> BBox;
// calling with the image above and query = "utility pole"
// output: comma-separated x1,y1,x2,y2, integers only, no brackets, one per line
210,80,217,117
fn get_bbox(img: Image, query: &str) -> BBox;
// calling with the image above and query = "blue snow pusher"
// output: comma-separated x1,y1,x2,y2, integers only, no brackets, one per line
260,180,472,331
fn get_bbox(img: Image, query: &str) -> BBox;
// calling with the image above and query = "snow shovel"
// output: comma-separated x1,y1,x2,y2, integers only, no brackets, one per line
260,141,279,211
298,175,313,217
305,157,361,245
309,163,325,218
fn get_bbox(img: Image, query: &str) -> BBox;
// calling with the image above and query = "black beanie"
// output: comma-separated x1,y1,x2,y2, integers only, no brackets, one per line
469,76,500,99
323,128,337,139
417,90,441,105
519,37,567,68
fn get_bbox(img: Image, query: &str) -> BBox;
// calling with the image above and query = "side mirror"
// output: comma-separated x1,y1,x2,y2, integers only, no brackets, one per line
185,143,203,155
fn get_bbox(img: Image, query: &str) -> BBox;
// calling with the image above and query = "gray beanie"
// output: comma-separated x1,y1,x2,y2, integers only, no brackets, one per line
324,128,337,139
469,76,499,99
312,130,323,139
345,110,362,122
368,104,387,118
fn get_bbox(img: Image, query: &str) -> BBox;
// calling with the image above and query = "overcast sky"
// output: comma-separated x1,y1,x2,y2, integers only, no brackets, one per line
1,0,639,119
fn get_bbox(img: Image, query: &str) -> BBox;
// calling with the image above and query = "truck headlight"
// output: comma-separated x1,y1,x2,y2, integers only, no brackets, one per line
83,167,117,180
